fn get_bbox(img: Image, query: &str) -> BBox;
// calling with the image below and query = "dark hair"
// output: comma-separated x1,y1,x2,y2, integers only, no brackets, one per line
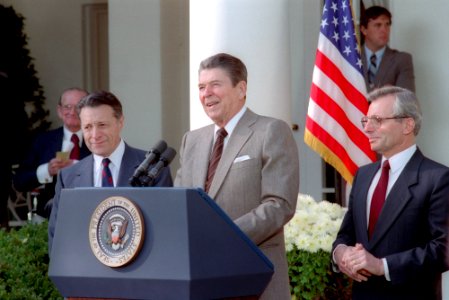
198,53,247,86
367,86,422,135
360,5,392,28
58,87,88,105
76,90,123,119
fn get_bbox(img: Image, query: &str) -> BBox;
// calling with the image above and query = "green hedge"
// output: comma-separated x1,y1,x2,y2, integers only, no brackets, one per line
0,222,62,299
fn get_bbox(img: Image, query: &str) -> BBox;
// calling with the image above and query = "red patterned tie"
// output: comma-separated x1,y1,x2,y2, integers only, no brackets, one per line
205,128,227,193
101,158,114,187
368,160,390,239
69,134,80,160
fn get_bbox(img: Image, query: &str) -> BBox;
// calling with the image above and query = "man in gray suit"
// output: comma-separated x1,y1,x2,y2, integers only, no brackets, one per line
361,6,415,92
175,53,299,299
48,91,173,252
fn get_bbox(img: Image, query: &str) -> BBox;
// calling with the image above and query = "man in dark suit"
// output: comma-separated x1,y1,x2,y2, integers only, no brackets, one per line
174,53,299,299
332,86,449,299
48,90,173,252
360,6,415,92
13,88,91,218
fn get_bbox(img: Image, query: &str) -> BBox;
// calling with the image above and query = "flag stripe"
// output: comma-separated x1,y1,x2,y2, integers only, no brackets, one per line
306,99,372,168
315,47,367,112
310,80,376,161
305,115,359,176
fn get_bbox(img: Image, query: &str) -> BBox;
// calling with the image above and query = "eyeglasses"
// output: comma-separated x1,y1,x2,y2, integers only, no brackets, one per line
361,115,409,128
60,104,76,111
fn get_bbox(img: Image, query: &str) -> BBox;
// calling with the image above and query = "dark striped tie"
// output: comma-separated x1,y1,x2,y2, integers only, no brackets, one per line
101,158,114,187
368,53,377,86
205,128,228,193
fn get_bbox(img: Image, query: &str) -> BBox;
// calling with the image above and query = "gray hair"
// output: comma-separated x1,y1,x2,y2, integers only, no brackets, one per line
367,86,422,135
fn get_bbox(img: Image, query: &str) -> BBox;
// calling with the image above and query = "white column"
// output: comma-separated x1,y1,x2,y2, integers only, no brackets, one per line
189,0,291,130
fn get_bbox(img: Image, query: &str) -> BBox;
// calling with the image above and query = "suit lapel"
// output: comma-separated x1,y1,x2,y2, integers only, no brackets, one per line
192,126,215,189
72,156,94,186
117,143,144,186
355,162,380,245
208,110,256,199
369,150,423,247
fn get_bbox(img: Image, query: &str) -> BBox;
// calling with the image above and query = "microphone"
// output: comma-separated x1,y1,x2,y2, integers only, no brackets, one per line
129,140,167,186
141,147,177,187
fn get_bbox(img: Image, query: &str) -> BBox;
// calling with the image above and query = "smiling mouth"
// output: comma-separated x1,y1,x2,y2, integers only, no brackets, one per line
206,101,219,107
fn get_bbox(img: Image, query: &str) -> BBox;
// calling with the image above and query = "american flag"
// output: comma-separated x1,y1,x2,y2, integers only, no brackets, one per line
304,0,376,184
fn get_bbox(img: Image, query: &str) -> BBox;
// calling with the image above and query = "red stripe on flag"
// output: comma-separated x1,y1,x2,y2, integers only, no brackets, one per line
315,50,369,113
310,83,376,161
305,116,359,176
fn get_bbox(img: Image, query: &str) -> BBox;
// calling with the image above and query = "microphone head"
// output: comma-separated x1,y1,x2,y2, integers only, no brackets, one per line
160,147,177,166
146,140,167,157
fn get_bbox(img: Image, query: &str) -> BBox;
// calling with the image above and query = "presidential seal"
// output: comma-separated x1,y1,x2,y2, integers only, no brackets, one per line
89,196,145,267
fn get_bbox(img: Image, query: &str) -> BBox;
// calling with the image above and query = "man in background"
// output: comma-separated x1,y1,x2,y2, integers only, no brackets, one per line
175,53,299,299
13,87,90,218
361,6,415,92
48,90,173,252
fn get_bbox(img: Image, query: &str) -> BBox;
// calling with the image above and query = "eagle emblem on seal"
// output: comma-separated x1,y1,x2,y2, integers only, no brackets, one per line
106,214,130,250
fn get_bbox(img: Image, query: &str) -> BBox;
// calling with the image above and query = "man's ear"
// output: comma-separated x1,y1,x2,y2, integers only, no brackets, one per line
403,117,415,135
237,81,247,100
360,25,367,37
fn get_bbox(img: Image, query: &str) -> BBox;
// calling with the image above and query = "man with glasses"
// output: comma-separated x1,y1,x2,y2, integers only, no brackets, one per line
332,86,449,299
14,87,91,218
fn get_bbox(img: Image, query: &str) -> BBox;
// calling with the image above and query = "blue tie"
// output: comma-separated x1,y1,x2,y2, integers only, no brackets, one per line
101,158,114,187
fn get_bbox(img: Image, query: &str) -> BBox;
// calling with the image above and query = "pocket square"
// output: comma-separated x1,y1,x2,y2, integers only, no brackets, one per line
233,155,251,163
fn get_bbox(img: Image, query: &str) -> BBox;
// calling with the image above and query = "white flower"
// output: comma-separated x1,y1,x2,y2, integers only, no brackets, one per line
284,194,347,253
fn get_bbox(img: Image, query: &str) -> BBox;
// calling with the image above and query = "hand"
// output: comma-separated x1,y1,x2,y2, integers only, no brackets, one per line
344,243,384,280
48,158,74,176
335,244,371,282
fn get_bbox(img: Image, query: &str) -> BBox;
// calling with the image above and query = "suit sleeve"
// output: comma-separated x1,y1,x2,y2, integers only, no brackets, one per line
395,52,415,92
47,170,64,255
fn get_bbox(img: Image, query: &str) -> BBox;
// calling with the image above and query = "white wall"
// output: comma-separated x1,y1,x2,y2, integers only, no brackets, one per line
390,0,449,167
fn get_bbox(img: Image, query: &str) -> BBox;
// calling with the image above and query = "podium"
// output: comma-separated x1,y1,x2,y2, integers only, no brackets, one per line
48,187,273,299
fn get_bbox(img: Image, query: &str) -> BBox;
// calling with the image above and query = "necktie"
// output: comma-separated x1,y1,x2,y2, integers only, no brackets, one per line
205,128,228,193
101,158,114,187
368,53,377,86
69,134,80,160
368,160,390,238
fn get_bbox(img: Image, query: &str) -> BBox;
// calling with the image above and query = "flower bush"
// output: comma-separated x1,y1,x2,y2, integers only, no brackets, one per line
285,194,352,300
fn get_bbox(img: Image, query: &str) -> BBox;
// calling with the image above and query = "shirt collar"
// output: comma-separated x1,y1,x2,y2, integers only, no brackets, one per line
381,144,417,174
93,139,125,171
63,126,83,143
365,45,387,64
214,106,247,138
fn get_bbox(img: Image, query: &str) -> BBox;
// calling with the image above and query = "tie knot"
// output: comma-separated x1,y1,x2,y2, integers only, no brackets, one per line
71,134,79,144
217,128,228,139
382,160,390,170
370,54,377,67
102,158,111,167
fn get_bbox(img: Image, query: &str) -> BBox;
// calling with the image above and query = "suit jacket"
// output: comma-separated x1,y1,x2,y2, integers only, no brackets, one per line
48,143,173,253
174,109,299,300
13,127,91,217
332,149,449,300
362,46,415,92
